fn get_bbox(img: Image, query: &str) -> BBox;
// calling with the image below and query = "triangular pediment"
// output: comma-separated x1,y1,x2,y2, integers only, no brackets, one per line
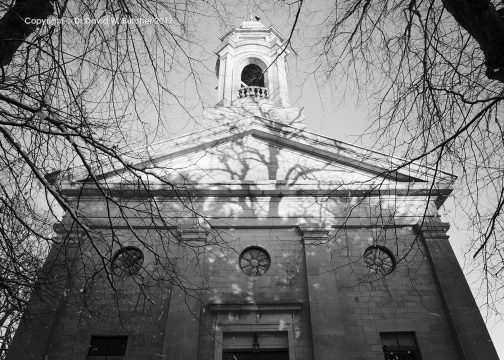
92,116,455,191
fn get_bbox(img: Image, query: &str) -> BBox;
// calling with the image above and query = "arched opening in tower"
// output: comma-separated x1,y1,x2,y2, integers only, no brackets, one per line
241,64,265,87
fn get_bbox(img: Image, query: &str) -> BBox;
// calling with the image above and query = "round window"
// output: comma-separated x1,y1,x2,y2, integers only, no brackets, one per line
111,246,144,276
363,245,396,275
239,246,271,276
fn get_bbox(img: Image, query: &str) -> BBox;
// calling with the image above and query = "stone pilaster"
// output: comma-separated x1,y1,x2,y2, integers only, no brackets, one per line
298,224,347,360
162,225,207,360
416,218,499,360
7,223,79,360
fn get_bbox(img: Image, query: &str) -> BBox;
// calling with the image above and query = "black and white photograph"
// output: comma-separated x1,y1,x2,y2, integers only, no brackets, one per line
0,1,503,359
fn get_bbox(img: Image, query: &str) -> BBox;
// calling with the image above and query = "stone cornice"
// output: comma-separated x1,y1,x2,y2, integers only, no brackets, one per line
216,25,284,45
178,224,207,243
208,303,302,313
60,183,453,200
414,219,450,239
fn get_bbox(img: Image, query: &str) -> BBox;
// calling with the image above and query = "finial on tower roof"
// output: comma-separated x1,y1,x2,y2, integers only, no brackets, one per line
249,10,261,21
240,10,265,29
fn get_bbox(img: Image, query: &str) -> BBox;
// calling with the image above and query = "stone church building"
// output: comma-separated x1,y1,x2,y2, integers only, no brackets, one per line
8,18,500,360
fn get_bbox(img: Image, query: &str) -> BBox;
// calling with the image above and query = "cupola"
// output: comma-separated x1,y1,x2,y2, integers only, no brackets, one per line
214,15,289,107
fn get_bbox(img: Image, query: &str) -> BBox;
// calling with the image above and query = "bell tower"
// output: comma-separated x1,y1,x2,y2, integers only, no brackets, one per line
214,15,289,107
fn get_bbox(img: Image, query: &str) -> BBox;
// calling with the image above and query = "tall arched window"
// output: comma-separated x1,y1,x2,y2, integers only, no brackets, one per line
241,64,264,87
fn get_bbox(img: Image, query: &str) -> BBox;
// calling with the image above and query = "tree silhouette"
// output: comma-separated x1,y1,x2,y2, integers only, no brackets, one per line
308,0,504,312
0,1,219,356
1,0,503,357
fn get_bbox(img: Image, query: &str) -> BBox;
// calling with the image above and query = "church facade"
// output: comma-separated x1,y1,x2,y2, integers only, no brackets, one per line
8,18,500,360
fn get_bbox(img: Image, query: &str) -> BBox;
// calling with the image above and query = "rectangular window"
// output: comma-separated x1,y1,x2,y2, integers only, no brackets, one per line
87,336,128,360
380,332,421,360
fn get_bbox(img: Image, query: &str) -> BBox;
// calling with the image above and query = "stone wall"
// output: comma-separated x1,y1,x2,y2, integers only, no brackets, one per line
7,195,498,360
302,225,460,360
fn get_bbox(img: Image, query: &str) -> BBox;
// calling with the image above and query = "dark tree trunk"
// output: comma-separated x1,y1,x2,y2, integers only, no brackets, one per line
0,0,53,67
442,0,504,83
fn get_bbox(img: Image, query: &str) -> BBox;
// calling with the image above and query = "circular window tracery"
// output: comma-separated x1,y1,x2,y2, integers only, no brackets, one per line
111,246,144,276
239,246,271,276
363,245,396,276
